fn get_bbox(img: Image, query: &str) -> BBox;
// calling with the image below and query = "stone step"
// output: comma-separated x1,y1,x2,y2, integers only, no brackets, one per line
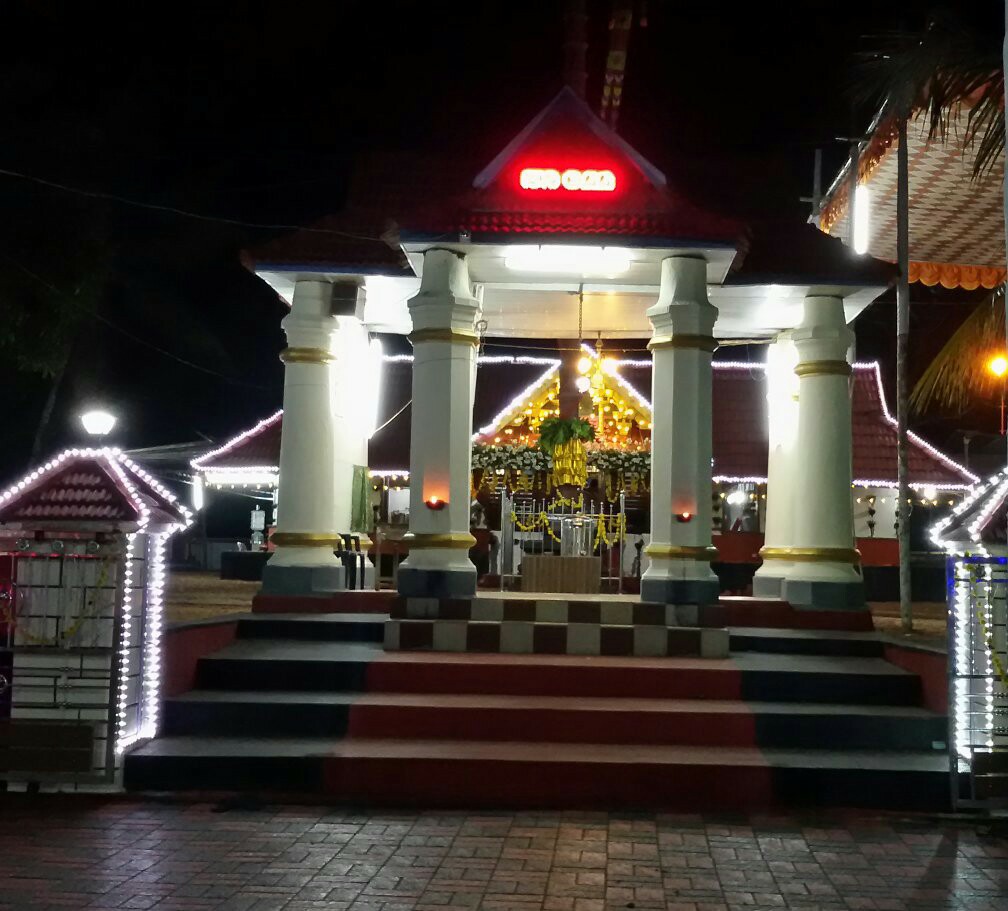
702,598,875,631
250,591,395,615
387,618,727,657
124,736,949,810
195,640,380,691
236,613,385,643
192,640,923,705
370,650,924,705
161,689,945,750
728,626,886,657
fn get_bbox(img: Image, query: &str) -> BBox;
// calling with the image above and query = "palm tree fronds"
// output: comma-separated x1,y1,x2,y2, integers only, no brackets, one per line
911,288,1007,414
853,9,1004,178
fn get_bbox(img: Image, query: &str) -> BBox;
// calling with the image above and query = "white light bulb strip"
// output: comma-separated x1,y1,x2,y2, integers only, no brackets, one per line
203,469,280,488
382,353,562,367
370,469,411,479
115,530,140,754
0,447,114,505
868,361,978,485
982,563,995,751
118,453,193,527
106,453,152,755
139,531,169,742
854,479,968,491
953,562,972,760
930,470,1002,553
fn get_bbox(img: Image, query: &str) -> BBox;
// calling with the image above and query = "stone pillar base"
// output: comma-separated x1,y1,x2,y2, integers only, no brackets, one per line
781,578,866,611
397,566,477,599
260,564,346,597
640,577,720,606
752,574,786,599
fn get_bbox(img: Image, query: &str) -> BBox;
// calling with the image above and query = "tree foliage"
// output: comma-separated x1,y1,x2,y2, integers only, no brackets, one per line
854,8,1004,178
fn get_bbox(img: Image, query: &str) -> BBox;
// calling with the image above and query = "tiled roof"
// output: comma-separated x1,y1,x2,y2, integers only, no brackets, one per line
820,108,1005,282
197,359,973,489
400,204,743,245
192,412,283,470
244,215,410,274
0,451,192,529
727,221,896,287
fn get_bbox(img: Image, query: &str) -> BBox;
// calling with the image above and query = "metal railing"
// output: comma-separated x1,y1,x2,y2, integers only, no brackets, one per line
947,554,1008,810
498,489,626,593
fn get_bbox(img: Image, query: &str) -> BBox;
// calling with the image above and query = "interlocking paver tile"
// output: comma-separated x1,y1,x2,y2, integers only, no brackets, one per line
0,800,1006,910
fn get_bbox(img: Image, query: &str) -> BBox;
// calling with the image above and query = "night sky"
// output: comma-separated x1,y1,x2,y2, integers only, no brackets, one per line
0,1,1000,487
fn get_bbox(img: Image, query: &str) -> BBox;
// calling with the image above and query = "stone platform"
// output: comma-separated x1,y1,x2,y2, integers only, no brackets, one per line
386,591,729,658
125,608,951,810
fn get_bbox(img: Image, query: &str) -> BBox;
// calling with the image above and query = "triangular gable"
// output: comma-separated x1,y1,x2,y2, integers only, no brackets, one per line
0,457,141,523
473,86,667,195
0,450,192,529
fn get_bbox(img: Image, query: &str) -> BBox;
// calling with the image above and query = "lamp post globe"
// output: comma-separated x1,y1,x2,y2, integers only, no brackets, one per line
80,409,117,439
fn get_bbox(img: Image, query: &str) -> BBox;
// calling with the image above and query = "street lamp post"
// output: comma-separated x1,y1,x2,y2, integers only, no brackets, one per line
80,409,117,441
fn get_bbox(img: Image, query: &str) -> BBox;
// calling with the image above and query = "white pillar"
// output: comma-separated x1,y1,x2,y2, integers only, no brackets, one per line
640,256,720,606
397,249,479,598
761,294,865,610
752,332,799,598
262,279,360,595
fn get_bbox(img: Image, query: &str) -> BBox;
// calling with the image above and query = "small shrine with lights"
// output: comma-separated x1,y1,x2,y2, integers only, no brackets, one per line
0,449,192,787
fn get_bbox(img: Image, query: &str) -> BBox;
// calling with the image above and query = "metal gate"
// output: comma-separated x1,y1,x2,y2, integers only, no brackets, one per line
499,489,626,592
947,554,1008,810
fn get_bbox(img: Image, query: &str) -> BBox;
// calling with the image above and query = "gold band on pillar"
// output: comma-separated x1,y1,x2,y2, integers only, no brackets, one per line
647,335,718,353
271,531,343,547
645,543,720,561
759,545,861,564
794,360,851,378
279,347,334,365
408,328,480,346
403,532,477,549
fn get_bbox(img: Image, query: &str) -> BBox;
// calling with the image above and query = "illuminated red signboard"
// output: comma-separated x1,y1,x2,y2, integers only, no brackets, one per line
519,167,617,192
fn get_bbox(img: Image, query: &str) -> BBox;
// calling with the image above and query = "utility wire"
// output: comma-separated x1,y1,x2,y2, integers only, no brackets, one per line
373,399,411,435
2,253,276,390
0,166,384,242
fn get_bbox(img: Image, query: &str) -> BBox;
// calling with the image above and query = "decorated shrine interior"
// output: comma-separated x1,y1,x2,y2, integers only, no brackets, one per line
188,84,977,606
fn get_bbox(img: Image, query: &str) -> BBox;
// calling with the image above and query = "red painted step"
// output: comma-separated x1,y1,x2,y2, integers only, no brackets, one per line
322,739,775,810
704,597,875,632
349,694,756,746
368,652,743,699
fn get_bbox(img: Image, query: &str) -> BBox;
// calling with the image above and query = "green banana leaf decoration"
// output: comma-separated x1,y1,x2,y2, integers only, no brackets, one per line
538,418,594,489
536,417,595,455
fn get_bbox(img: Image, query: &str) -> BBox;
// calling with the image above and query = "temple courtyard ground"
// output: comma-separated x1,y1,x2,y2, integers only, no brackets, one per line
0,798,1006,910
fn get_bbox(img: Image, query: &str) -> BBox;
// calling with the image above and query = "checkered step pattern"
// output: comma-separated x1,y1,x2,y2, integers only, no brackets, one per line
385,597,728,657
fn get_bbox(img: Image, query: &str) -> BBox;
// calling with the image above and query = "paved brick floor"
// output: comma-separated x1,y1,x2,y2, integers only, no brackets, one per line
1,799,1006,911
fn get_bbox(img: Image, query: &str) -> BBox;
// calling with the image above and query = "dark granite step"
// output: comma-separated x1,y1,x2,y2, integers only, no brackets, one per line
124,736,949,811
236,613,385,643
195,641,381,691
729,626,886,657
